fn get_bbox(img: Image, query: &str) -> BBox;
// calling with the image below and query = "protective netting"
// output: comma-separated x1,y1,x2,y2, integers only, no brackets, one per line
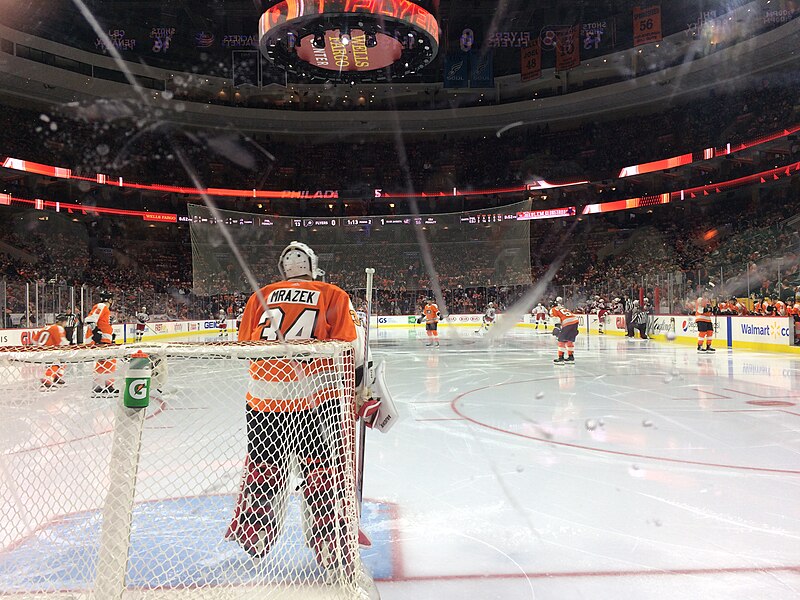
0,342,377,600
189,200,532,295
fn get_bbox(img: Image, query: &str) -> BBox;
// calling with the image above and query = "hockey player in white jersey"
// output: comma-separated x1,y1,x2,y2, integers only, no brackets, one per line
216,309,228,339
476,302,496,334
533,302,548,330
356,302,369,329
134,307,149,343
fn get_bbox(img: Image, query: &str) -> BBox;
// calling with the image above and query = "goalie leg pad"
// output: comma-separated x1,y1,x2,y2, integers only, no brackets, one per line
226,458,287,557
303,466,354,571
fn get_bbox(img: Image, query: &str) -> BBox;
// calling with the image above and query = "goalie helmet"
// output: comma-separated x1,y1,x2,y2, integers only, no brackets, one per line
278,241,323,280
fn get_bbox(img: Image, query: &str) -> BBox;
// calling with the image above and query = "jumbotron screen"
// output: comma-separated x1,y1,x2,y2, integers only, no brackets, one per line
189,201,532,296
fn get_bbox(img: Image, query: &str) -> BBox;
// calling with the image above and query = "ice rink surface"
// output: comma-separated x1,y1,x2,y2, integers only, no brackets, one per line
3,327,800,600
364,327,800,600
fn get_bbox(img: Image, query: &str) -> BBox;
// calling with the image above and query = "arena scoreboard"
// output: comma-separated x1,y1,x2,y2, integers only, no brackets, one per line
258,0,440,81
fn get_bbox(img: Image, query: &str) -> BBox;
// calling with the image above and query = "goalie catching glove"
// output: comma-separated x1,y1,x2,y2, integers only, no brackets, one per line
357,358,398,433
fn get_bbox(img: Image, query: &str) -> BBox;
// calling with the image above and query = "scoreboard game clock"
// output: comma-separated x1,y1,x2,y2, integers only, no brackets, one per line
258,0,440,81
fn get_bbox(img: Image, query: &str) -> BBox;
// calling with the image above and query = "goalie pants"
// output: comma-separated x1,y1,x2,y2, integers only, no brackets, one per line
246,403,341,467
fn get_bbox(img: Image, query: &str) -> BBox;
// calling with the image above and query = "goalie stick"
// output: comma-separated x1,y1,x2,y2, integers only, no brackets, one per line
357,267,375,515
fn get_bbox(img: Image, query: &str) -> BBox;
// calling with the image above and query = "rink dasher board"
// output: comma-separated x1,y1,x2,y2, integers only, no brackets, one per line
602,313,799,352
1,314,798,353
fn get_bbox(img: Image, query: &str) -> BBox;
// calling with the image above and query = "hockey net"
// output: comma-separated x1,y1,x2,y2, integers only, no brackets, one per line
0,341,378,600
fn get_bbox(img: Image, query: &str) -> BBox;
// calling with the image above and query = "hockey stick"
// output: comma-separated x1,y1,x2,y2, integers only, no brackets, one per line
356,268,375,514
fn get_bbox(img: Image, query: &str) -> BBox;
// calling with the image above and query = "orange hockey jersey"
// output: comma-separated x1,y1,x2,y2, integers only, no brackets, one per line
421,303,440,324
34,323,68,347
695,298,712,323
85,303,113,344
550,306,579,327
238,279,362,412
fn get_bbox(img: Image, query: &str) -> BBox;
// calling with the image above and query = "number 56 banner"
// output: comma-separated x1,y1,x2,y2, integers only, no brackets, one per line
633,5,662,46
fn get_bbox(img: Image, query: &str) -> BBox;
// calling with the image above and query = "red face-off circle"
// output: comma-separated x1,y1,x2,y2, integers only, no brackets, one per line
296,30,403,72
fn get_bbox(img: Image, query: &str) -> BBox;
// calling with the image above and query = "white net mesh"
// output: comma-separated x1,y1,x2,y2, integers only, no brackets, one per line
0,342,377,600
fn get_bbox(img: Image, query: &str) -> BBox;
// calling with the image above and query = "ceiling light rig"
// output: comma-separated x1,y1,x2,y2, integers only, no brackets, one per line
259,0,440,83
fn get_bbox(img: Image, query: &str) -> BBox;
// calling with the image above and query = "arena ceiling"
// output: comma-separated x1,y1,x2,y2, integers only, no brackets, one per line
0,0,744,83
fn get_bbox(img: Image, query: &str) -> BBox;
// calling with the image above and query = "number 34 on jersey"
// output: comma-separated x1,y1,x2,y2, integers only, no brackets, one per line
238,281,360,343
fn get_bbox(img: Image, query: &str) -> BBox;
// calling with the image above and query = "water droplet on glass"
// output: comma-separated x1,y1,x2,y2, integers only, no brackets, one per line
49,122,58,131
516,465,524,473
642,419,653,427
535,391,544,399
39,114,50,123
175,103,186,113
161,90,174,100
96,144,109,156
585,419,597,431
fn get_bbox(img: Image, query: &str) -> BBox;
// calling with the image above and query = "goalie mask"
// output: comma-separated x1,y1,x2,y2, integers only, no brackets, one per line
279,241,324,280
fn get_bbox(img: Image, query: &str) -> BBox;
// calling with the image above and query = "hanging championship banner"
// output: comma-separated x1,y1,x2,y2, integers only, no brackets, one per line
555,26,580,72
633,5,662,46
521,40,541,81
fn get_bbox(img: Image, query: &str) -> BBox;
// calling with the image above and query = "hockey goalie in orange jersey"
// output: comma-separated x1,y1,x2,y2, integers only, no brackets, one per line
228,242,398,569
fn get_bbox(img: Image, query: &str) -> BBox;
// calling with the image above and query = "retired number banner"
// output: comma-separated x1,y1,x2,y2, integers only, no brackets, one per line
633,5,662,46
521,40,541,81
555,26,580,72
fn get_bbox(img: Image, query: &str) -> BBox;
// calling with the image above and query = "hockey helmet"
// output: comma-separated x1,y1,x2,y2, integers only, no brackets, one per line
488,302,494,308
55,313,70,322
141,306,147,312
98,291,113,303
278,241,323,280
633,300,639,305
555,296,563,304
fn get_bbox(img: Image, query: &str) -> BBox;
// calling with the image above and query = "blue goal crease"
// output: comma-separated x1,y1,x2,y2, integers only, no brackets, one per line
0,495,395,592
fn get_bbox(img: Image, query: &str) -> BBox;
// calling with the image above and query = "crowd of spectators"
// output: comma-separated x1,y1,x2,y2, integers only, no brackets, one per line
0,72,796,198
1,68,799,326
1,170,798,328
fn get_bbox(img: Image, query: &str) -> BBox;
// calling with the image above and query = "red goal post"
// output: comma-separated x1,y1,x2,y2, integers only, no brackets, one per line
0,341,379,600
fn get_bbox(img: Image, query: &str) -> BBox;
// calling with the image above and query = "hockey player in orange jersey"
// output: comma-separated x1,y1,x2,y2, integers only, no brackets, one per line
228,241,398,569
85,291,117,395
695,297,715,352
35,313,70,389
550,297,580,364
417,298,441,347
